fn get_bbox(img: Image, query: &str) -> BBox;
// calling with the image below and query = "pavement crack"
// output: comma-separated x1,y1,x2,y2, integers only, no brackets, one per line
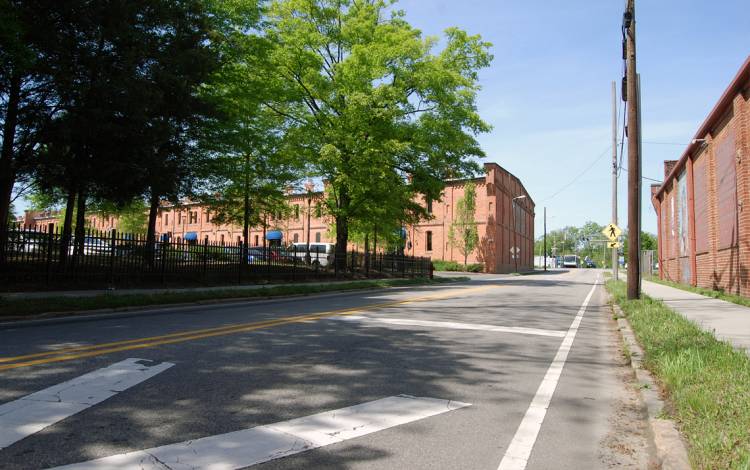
145,451,174,470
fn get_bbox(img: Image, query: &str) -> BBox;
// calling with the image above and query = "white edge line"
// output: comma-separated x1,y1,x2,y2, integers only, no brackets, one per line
497,275,601,470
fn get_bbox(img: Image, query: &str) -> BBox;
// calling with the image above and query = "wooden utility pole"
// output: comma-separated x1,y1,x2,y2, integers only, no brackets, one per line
543,207,547,272
624,0,641,299
611,82,619,280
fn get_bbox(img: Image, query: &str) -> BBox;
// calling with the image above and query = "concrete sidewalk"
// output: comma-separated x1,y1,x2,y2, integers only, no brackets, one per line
642,280,750,355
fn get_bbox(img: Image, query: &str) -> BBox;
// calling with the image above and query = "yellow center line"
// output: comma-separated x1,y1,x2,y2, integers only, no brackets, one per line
0,285,496,371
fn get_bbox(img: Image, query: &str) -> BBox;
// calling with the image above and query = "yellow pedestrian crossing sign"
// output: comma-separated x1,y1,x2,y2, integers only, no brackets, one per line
608,241,621,249
602,223,622,241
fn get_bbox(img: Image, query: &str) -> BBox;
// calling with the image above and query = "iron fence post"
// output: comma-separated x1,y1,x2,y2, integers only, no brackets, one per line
45,223,54,286
108,229,116,286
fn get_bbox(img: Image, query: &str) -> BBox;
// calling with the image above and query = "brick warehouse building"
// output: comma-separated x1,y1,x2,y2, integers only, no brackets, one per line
152,162,535,273
652,56,750,294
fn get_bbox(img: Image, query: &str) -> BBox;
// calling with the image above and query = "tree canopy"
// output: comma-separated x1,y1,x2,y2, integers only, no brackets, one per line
263,0,492,267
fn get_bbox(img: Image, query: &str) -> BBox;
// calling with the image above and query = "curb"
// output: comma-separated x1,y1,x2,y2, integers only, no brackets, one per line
612,302,691,470
0,279,467,329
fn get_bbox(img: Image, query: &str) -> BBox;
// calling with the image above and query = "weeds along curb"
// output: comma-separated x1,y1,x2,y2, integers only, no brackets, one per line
611,302,691,470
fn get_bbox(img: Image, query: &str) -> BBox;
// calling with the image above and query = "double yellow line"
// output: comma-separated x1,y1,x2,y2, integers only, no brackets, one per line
0,285,494,372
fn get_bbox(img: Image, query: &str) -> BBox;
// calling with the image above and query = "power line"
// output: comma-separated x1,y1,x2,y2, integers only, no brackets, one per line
538,145,612,203
619,166,662,183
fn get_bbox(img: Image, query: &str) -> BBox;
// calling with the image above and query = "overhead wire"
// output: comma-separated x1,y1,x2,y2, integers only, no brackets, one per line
538,144,612,204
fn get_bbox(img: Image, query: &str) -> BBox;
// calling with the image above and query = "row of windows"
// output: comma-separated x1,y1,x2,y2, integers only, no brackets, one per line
291,203,324,220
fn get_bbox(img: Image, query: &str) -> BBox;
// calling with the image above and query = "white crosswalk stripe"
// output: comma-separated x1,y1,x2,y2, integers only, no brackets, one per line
0,358,173,450
49,395,470,470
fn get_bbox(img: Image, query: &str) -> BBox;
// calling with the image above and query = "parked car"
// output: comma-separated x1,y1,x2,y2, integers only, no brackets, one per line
67,236,112,256
246,248,265,263
584,260,597,268
248,246,281,262
290,242,335,266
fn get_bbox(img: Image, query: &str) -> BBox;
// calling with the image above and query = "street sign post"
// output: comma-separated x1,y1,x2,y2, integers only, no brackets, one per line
602,223,622,241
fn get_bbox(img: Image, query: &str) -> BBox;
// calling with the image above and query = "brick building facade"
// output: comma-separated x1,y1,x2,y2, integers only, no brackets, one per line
652,56,750,294
19,163,535,273
154,162,535,273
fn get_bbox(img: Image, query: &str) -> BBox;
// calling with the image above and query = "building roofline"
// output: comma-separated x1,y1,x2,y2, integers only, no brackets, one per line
654,55,750,200
484,162,536,207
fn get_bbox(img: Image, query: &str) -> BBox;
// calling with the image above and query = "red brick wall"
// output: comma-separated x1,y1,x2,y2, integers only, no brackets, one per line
654,74,750,295
154,163,535,273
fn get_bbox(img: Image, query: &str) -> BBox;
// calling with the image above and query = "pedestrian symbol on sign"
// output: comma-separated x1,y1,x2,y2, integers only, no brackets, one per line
601,223,622,241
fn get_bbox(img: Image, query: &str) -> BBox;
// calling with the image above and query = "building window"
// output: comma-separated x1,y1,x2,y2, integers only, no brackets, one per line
315,232,321,242
254,235,259,246
237,236,241,245
294,205,300,220
178,214,182,225
164,214,169,226
293,233,299,243
426,198,433,214
220,234,225,244
205,212,210,223
426,231,433,251
189,211,197,224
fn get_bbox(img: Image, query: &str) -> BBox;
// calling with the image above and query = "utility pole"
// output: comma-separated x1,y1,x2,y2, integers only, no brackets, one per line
543,207,547,272
624,0,640,299
611,82,618,280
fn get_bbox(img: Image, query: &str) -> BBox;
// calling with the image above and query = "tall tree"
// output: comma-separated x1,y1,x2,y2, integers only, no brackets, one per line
0,0,58,261
265,0,491,270
195,2,301,256
448,181,479,266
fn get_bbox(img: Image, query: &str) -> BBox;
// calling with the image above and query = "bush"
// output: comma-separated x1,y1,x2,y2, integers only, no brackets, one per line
432,260,484,272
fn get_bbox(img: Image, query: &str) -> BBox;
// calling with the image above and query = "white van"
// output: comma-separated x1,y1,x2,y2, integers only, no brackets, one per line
290,243,335,266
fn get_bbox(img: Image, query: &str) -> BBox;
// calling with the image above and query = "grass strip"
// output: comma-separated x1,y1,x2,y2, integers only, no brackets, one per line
606,279,750,469
646,275,750,309
0,277,468,319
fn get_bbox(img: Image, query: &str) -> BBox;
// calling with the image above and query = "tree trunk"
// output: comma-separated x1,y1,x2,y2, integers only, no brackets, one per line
0,73,21,264
334,214,349,273
146,189,160,266
243,154,250,264
59,190,76,265
364,232,369,272
73,188,87,256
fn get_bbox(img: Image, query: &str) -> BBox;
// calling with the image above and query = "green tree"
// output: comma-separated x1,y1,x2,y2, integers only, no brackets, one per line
195,3,301,255
264,0,491,269
0,0,58,261
448,181,479,266
623,230,657,257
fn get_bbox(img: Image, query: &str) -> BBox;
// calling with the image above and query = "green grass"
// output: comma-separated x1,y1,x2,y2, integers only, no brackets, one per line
0,277,468,319
646,276,750,309
432,260,484,272
607,279,750,469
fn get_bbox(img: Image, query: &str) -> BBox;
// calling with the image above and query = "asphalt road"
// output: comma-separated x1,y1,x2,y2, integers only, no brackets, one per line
0,269,652,469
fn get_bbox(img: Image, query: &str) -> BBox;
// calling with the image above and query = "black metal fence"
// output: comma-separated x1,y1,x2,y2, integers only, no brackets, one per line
0,223,432,291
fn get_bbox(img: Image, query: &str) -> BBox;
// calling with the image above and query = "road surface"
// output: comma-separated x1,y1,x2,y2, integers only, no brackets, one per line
0,269,652,469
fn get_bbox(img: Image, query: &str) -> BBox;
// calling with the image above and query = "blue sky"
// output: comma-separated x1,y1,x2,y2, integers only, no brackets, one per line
397,0,750,235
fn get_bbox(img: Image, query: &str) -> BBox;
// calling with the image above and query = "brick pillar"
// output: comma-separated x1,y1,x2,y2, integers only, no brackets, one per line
734,92,750,295
686,156,698,286
705,133,719,290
